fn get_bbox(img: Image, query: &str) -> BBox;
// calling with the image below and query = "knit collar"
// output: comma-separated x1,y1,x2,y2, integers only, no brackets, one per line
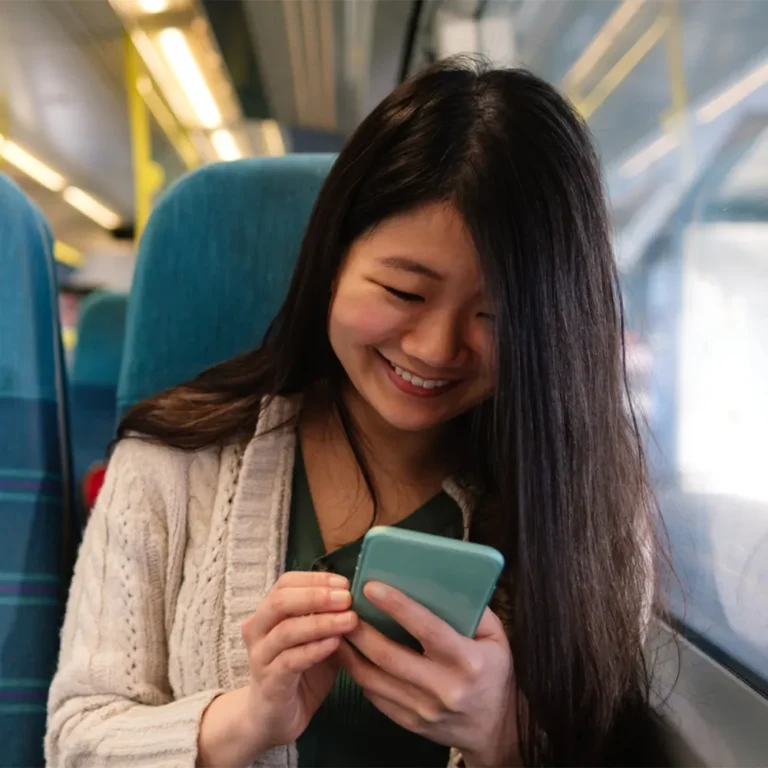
223,395,474,685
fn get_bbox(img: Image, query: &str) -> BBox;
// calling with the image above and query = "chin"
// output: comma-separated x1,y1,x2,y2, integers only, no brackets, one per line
370,400,453,434
384,415,444,433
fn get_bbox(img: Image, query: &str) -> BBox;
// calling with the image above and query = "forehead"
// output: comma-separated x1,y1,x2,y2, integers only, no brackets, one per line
349,202,481,281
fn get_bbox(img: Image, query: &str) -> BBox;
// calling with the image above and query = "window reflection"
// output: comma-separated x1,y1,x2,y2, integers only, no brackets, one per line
623,127,768,687
424,0,768,689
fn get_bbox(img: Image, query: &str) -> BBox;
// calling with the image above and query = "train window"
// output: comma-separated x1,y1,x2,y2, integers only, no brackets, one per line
631,128,768,692
422,0,768,695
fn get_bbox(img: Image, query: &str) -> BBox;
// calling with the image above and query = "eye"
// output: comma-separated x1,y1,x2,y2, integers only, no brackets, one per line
477,311,495,322
384,286,424,303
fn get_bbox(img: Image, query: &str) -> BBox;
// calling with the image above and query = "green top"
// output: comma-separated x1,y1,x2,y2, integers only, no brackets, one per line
287,447,463,768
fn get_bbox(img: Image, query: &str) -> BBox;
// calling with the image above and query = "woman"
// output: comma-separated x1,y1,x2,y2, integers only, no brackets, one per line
46,58,660,767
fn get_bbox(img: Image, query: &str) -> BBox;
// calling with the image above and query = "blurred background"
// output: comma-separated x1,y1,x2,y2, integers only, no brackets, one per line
1,0,766,720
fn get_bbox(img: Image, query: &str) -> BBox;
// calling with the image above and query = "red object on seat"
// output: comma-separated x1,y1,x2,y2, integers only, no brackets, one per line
82,462,107,513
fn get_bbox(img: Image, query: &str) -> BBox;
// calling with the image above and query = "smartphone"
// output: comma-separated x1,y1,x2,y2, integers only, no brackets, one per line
350,526,504,647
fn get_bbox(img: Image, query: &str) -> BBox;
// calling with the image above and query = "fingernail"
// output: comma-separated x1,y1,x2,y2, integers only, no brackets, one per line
331,589,351,606
329,574,349,588
365,582,388,601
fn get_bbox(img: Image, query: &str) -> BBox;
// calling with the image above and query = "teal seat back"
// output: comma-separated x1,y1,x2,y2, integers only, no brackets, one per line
118,155,334,413
71,292,128,389
69,292,128,500
0,175,75,766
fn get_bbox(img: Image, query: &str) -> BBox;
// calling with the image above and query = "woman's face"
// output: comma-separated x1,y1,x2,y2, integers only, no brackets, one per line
329,202,495,434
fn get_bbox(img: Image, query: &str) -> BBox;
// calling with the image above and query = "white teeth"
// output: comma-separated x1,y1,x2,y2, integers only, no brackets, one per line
390,361,450,390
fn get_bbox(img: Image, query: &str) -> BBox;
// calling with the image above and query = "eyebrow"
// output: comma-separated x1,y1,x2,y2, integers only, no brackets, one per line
379,256,444,281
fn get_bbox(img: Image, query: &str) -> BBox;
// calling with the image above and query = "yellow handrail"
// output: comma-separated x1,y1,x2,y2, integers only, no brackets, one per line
576,12,671,121
125,35,155,239
54,241,83,269
126,35,200,239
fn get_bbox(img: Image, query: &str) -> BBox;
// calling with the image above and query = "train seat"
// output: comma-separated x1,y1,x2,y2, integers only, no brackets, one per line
68,291,127,514
117,155,334,413
0,175,76,767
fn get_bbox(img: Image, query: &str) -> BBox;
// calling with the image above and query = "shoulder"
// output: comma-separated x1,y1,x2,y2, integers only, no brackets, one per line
107,435,208,488
101,436,239,523
98,394,300,525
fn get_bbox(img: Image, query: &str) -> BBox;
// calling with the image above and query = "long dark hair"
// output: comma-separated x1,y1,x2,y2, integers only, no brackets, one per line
119,58,661,765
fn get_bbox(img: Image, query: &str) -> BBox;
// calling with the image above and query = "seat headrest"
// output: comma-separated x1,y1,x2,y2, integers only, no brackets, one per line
117,154,335,413
0,175,60,401
71,291,128,388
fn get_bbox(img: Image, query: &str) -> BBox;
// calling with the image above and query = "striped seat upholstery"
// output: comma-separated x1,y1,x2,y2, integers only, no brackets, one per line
0,176,76,767
118,155,334,412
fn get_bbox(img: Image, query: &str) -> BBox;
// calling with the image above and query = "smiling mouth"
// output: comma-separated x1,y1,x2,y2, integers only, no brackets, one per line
378,353,456,391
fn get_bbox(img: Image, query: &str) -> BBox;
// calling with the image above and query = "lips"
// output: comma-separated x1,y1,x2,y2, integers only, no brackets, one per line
377,352,460,398
389,362,451,390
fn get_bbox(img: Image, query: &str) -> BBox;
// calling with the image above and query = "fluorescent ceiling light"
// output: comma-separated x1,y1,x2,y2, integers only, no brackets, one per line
261,120,285,156
131,34,198,140
210,129,242,161
131,30,168,89
63,187,121,230
621,133,679,177
1,139,66,191
137,0,168,13
158,28,221,129
696,60,768,124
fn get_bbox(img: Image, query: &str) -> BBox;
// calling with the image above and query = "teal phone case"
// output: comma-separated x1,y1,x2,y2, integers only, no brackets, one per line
351,527,504,646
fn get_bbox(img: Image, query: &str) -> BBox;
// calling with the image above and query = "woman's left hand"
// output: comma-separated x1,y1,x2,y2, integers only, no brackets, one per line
335,581,521,767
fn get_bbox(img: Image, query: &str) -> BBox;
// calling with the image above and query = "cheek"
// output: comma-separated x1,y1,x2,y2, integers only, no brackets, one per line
485,343,497,381
470,326,496,377
475,335,496,395
330,294,404,347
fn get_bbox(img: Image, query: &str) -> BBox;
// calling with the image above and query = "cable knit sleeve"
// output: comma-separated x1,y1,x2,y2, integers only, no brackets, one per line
46,439,225,768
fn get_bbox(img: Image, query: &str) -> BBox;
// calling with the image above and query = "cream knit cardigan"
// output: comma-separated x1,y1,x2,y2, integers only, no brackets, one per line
46,397,473,768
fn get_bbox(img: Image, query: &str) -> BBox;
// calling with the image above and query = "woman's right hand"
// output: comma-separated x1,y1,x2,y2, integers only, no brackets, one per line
198,571,356,767
242,570,357,748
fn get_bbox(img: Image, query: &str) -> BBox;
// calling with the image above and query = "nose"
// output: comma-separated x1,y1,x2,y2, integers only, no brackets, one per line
400,310,467,371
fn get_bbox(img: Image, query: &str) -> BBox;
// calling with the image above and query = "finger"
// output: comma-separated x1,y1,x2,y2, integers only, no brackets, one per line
275,571,349,590
342,622,441,697
260,610,357,665
243,586,351,643
362,582,467,659
270,636,341,682
366,692,430,739
336,639,434,718
474,606,507,641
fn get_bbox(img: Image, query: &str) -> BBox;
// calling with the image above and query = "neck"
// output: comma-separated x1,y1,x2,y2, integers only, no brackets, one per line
300,386,453,545
303,384,450,487
343,384,449,482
